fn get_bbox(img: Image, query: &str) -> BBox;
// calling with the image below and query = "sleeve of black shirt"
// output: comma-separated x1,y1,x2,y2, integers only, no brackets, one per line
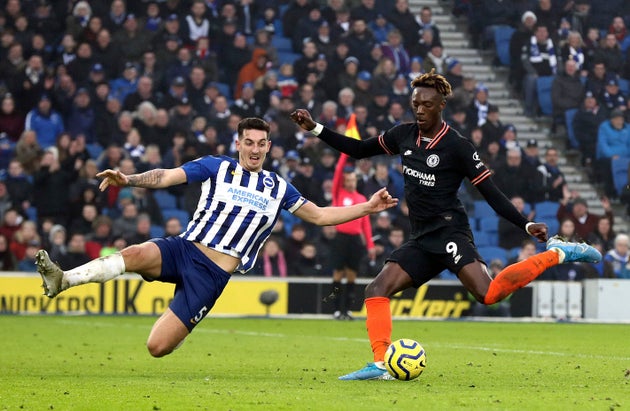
318,127,387,159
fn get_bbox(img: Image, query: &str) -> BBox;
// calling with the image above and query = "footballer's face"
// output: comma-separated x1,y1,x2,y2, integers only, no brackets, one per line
236,129,271,172
411,87,445,134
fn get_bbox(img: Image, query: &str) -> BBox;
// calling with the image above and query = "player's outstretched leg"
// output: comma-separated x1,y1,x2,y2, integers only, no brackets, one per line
546,235,602,263
36,250,66,298
36,249,127,298
338,362,394,380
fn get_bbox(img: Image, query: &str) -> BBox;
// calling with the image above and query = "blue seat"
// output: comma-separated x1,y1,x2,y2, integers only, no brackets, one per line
213,82,232,100
277,51,301,65
469,217,478,231
534,201,559,219
25,206,37,222
611,156,630,196
271,36,293,52
477,246,507,265
565,108,579,149
86,143,104,160
536,75,555,116
153,189,178,210
479,215,499,234
493,26,515,66
618,78,629,96
150,224,165,238
473,200,496,219
473,230,492,247
162,209,190,229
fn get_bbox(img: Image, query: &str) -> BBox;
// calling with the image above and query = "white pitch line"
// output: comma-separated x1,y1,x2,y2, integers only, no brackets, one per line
52,318,630,361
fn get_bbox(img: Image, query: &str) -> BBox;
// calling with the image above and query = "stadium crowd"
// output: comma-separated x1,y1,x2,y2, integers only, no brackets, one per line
0,0,628,280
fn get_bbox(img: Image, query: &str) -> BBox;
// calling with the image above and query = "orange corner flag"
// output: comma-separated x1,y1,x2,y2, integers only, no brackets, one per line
345,113,361,140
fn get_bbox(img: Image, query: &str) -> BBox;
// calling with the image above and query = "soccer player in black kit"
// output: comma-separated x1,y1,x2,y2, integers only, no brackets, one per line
290,70,601,380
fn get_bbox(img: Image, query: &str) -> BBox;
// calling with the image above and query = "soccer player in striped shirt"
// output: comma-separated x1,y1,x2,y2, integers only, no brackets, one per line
35,117,399,358
291,70,602,380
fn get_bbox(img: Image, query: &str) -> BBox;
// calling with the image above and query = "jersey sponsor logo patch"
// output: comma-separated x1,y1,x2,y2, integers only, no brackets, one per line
426,154,440,168
403,165,435,186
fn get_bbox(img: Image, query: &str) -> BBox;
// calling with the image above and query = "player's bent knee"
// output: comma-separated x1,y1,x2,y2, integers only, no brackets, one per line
146,338,180,358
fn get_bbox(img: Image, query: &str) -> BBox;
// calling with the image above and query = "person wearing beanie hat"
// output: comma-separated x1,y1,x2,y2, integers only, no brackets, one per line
509,10,538,93
594,104,630,198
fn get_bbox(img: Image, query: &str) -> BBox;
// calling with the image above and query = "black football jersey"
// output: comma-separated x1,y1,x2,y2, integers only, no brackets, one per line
377,122,491,237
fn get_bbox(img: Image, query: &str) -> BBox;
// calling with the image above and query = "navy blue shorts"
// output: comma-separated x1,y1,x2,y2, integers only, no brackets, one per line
151,236,231,331
387,227,483,287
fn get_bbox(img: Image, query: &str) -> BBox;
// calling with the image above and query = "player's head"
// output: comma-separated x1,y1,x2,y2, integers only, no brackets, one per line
236,117,271,172
410,69,452,132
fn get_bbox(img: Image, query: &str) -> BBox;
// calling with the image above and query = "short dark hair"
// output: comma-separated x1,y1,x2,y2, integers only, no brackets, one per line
237,117,270,138
410,69,452,100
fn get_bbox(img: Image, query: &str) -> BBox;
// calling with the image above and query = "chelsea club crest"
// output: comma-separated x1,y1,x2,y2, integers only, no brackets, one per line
426,154,440,168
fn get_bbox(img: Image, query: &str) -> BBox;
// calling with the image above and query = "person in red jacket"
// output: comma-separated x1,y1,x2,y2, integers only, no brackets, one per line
324,151,375,320
556,193,614,241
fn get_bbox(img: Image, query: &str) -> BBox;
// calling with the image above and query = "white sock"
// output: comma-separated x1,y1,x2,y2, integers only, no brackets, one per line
64,253,127,288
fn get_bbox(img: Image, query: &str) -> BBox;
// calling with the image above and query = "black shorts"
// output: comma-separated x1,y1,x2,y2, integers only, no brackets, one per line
387,227,483,287
331,232,366,272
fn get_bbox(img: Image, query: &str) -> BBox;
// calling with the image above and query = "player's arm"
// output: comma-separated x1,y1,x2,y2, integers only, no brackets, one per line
294,187,398,226
290,109,385,158
97,168,187,191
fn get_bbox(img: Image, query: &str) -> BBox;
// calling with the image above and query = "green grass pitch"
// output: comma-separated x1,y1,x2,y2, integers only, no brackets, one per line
1,316,628,410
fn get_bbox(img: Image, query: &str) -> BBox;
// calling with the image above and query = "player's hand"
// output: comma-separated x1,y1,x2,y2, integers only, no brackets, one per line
526,222,548,242
290,109,316,131
368,188,399,212
97,169,129,191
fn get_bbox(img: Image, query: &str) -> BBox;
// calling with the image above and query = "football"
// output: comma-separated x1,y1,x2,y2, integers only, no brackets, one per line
384,338,427,381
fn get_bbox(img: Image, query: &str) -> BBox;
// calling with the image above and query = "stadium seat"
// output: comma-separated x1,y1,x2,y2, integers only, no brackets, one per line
479,215,499,234
213,82,232,100
611,156,630,196
477,246,507,265
271,36,293,52
493,26,515,66
162,209,190,229
150,224,165,238
153,189,178,210
473,230,492,247
565,108,579,149
277,51,301,65
469,217,478,231
473,200,496,219
25,206,37,222
536,76,554,116
534,201,559,219
86,143,104,160
618,78,630,96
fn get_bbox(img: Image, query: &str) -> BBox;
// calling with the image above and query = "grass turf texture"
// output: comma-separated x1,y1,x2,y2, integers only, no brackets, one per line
0,316,628,411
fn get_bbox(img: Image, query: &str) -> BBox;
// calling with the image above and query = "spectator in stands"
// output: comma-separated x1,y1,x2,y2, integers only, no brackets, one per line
17,240,39,272
0,232,16,271
292,5,325,54
573,90,606,168
342,21,374,70
498,196,535,250
521,24,558,117
234,48,268,100
551,59,584,122
351,0,379,23
450,75,477,113
538,147,567,202
124,212,152,245
492,147,542,204
422,42,450,75
599,76,626,113
415,6,441,46
467,83,491,127
10,53,47,115
0,93,24,142
380,29,410,75
596,109,630,198
180,0,211,47
14,129,42,174
4,159,32,213
557,195,614,241
24,93,64,150
594,33,624,76
585,61,607,96
603,233,630,279
386,0,420,51
284,223,308,274
10,219,40,261
56,232,90,271
480,104,503,146
587,215,616,253
509,11,538,93
282,0,317,40
109,62,139,104
295,241,324,277
253,236,287,277
480,0,517,50
560,31,586,73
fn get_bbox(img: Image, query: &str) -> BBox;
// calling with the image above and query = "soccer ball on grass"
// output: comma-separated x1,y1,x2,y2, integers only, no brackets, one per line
384,338,426,380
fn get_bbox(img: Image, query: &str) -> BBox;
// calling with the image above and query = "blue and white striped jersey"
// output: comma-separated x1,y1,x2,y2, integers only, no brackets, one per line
180,155,307,273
